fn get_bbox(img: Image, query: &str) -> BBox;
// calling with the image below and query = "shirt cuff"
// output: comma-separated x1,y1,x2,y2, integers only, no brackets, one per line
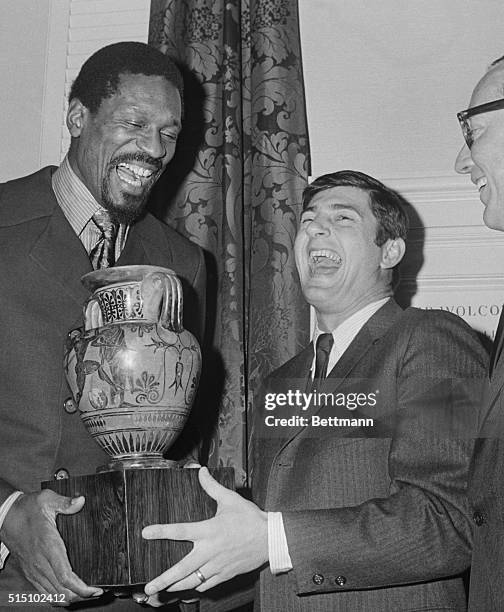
0,491,24,570
267,511,293,574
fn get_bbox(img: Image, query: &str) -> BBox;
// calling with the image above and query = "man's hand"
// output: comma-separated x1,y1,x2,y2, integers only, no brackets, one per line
131,460,201,607
142,466,268,597
0,490,103,605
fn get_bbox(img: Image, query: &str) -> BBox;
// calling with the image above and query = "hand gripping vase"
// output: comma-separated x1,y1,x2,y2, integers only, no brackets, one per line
64,265,201,470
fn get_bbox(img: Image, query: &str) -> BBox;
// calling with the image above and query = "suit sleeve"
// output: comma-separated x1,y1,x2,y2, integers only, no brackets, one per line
281,312,487,595
183,244,206,346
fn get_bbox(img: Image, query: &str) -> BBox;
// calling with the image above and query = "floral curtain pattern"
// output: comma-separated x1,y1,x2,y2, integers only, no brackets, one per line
149,0,310,484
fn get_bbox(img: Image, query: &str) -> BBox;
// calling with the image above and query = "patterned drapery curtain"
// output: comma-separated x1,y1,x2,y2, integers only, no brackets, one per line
149,0,310,484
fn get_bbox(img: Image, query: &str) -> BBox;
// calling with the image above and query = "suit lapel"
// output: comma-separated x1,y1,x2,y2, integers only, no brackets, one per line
281,344,314,380
0,167,92,310
117,213,175,268
29,206,92,308
2,169,177,318
316,325,375,395
316,300,403,396
273,299,403,453
30,210,178,315
490,308,504,377
258,346,313,471
479,347,504,433
477,310,504,432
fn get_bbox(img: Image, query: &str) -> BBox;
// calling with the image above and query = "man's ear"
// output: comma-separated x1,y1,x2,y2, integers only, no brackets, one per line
66,99,87,137
380,237,406,269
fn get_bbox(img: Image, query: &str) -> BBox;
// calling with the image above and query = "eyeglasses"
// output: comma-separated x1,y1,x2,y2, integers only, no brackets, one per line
457,97,504,148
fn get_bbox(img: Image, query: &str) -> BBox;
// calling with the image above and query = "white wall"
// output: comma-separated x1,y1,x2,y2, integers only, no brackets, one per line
0,0,57,181
0,0,150,182
300,0,504,339
300,0,504,180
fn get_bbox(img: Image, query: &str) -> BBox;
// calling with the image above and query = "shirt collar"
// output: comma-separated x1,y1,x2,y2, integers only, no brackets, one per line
52,156,103,237
312,297,390,362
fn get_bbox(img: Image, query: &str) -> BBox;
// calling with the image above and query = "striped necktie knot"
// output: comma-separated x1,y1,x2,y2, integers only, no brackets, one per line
89,210,118,270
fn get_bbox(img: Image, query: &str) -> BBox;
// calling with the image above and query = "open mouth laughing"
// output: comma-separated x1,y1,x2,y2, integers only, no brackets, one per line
116,162,156,187
112,154,162,191
308,249,342,275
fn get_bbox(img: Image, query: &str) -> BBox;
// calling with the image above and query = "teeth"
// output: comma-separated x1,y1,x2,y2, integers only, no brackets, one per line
118,163,154,179
310,250,342,265
475,176,487,191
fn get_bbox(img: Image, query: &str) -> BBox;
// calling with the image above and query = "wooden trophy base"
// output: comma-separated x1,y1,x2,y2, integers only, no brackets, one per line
42,466,234,587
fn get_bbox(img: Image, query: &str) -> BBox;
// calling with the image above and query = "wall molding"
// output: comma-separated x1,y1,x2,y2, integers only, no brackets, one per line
401,274,504,290
407,226,503,247
385,174,479,204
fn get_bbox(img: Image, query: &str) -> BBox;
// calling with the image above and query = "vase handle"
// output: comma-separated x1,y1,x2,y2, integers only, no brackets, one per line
159,272,183,332
83,296,103,330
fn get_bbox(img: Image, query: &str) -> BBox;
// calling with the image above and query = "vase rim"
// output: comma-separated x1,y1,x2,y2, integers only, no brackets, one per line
81,265,177,291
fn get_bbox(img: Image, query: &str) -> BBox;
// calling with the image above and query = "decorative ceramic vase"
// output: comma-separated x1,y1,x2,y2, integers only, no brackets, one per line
64,265,201,470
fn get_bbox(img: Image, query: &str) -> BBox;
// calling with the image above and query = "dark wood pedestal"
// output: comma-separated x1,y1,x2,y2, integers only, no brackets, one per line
42,467,234,587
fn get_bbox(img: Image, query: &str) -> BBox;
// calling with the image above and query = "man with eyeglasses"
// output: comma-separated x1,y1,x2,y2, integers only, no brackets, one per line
455,56,504,611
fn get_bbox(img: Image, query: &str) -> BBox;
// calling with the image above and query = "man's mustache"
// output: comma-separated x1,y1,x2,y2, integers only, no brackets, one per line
110,152,163,172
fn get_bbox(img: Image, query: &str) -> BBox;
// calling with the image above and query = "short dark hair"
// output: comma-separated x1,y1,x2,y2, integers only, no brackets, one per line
302,170,409,246
69,41,184,115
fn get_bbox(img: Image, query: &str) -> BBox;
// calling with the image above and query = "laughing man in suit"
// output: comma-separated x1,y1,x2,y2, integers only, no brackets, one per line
455,55,504,612
0,42,205,611
139,170,486,611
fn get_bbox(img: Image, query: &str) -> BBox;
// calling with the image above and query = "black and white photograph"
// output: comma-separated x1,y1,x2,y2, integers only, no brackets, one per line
1,1,504,610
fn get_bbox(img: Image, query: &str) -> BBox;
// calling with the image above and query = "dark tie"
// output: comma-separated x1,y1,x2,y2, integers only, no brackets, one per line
312,332,334,388
490,308,504,377
89,210,118,270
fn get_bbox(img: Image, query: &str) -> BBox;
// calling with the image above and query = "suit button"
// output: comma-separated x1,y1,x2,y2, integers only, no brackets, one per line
312,573,324,585
54,468,69,480
335,575,346,586
473,511,486,526
63,397,77,414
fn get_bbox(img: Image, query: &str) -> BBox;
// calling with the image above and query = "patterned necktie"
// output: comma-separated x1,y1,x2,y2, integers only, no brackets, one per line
89,210,119,270
312,332,334,389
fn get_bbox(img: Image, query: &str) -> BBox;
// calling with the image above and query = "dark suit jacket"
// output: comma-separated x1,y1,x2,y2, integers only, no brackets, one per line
252,299,487,612
0,168,206,610
467,313,504,612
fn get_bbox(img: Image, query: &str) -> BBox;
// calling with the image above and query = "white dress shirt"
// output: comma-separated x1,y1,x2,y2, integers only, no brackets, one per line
53,156,129,258
267,297,390,574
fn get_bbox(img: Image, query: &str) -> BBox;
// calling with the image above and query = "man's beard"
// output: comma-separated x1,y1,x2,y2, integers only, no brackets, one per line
100,153,162,224
101,180,149,224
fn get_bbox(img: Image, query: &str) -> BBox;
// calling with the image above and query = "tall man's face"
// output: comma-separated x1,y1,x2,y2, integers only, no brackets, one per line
294,185,405,330
67,72,182,223
455,64,504,230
